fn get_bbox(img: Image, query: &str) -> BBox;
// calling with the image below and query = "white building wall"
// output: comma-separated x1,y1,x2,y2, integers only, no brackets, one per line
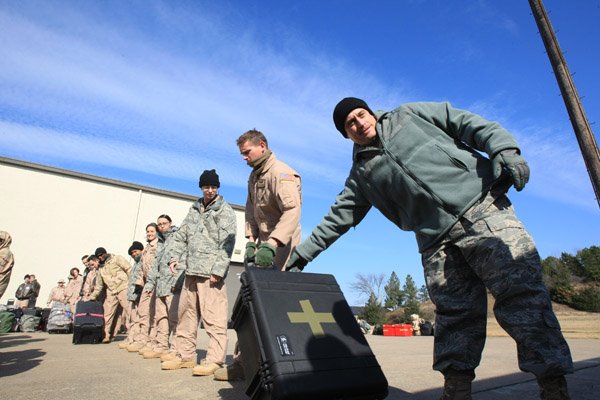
0,157,246,309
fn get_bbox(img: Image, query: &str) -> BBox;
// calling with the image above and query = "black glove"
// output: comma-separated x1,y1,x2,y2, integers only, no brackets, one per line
244,242,257,262
285,250,308,272
134,285,143,295
255,243,276,267
492,149,530,191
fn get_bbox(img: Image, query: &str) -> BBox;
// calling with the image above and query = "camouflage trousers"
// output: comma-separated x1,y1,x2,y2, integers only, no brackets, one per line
421,193,573,378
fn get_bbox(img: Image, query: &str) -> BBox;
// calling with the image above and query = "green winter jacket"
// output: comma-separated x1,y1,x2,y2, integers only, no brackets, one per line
295,102,519,259
145,226,186,297
169,196,237,279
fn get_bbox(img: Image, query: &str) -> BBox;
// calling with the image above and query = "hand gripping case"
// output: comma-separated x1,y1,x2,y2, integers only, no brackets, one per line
232,267,388,400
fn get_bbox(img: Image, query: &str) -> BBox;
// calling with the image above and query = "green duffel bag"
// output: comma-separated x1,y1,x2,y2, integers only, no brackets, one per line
0,311,17,333
19,314,41,332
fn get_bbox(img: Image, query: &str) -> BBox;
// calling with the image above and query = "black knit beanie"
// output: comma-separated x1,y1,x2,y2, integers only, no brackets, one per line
199,169,220,188
128,241,144,255
332,97,374,138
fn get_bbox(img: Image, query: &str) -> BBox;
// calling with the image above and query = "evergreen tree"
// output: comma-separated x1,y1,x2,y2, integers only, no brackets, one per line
560,252,585,278
417,285,430,302
571,287,600,312
578,246,600,282
361,292,386,326
402,274,421,323
544,256,575,304
384,271,404,309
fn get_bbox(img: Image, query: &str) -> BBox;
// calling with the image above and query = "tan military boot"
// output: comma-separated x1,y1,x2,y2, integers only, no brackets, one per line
101,337,111,344
143,350,164,359
160,352,178,362
161,357,196,370
192,362,221,376
138,346,153,355
213,362,245,381
126,343,144,352
117,342,130,350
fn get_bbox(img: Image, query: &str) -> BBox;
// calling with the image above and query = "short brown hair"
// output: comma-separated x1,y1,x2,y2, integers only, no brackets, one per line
236,129,268,148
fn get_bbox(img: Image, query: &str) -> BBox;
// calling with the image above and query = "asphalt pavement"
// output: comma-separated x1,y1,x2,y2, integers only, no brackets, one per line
1,330,598,399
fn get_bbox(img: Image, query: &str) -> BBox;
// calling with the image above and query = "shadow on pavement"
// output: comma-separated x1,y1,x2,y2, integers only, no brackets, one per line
383,356,600,400
0,334,46,349
212,356,600,400
0,334,48,378
217,380,248,400
0,348,47,377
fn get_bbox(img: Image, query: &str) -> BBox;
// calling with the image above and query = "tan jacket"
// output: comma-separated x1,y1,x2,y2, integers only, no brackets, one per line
0,231,14,299
47,285,66,305
90,254,131,299
135,239,159,286
64,275,83,305
246,152,302,269
82,268,98,299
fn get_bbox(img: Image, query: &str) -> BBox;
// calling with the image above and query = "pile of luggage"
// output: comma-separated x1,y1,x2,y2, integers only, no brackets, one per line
0,305,46,333
1,300,104,345
47,303,73,333
0,302,72,334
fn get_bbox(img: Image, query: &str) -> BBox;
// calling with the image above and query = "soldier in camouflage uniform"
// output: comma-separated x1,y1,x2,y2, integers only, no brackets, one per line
161,169,236,377
118,241,144,350
131,223,162,354
286,98,573,400
142,215,185,359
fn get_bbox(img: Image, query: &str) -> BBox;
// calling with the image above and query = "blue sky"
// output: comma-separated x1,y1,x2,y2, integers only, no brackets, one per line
1,0,599,306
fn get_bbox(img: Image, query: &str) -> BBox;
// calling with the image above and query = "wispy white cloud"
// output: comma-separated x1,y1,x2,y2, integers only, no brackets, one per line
467,96,596,210
0,1,595,211
466,0,521,37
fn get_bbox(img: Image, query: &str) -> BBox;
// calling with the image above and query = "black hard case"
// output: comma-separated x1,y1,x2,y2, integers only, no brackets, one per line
72,301,104,344
232,268,388,400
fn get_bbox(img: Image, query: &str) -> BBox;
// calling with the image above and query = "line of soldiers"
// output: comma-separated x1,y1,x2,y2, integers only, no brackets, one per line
75,130,301,381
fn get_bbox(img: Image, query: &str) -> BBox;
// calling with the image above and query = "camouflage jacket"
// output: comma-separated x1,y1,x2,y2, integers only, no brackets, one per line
144,226,186,297
127,258,143,302
169,196,236,279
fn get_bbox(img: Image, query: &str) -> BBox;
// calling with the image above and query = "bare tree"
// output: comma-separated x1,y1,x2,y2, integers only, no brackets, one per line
350,272,386,304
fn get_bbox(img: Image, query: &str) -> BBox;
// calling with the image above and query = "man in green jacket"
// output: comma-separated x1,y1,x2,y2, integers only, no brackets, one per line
286,97,573,400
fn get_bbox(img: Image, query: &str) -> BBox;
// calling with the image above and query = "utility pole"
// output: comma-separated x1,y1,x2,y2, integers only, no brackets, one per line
529,0,600,208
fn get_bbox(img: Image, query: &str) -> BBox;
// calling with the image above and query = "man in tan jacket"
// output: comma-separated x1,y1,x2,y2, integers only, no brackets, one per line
64,267,83,313
89,247,131,343
237,129,302,270
0,231,15,300
213,129,302,381
47,279,67,308
81,255,100,301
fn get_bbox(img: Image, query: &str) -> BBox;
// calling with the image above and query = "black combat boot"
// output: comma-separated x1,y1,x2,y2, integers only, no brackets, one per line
439,369,474,400
537,375,571,400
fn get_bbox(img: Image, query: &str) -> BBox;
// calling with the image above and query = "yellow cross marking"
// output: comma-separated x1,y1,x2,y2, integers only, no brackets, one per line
287,299,335,336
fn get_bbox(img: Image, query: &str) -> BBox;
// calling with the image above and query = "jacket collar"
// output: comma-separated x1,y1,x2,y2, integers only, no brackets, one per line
252,152,277,177
194,195,224,212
